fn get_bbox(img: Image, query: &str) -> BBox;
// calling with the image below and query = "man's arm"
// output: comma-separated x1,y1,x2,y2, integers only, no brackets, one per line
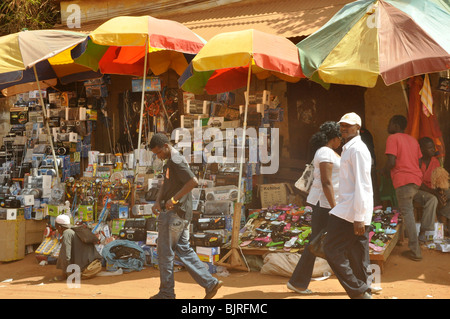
165,177,198,211
383,154,396,177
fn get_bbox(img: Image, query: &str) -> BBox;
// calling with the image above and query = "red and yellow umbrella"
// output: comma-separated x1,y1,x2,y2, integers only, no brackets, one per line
71,15,206,168
178,29,305,272
72,15,206,77
179,29,304,94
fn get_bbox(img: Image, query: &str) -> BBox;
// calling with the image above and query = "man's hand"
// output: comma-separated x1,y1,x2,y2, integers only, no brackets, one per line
165,199,176,211
354,221,366,236
152,202,162,215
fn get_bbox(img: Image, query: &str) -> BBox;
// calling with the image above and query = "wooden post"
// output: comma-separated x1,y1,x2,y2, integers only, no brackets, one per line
215,202,249,271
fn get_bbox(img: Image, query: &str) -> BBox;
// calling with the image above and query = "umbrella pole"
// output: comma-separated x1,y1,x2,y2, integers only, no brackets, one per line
33,66,60,180
216,65,252,272
133,38,149,203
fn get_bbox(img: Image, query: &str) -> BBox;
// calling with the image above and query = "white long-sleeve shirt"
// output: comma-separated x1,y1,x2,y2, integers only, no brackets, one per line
330,135,374,225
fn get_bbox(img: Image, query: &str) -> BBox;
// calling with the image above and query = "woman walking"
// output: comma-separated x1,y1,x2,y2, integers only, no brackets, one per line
287,121,341,294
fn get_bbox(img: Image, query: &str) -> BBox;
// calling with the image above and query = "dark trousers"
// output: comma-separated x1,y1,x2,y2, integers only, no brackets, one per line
323,214,371,298
289,204,330,289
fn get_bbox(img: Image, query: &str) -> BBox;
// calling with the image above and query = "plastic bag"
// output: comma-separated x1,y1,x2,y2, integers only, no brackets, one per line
260,252,332,278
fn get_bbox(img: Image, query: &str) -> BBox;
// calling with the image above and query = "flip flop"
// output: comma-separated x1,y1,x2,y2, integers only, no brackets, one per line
385,227,397,235
369,243,383,252
390,212,400,226
283,223,291,232
266,240,284,248
240,240,252,247
284,236,298,249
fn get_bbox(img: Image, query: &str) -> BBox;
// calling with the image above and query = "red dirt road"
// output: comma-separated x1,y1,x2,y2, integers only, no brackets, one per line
0,244,449,300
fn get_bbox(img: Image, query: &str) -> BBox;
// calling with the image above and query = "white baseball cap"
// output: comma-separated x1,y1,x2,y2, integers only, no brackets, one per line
55,214,71,227
338,112,362,126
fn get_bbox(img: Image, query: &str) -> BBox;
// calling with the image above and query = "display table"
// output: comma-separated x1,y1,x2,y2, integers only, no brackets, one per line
369,222,403,273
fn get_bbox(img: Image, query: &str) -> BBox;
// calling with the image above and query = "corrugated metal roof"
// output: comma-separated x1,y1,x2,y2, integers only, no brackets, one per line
56,0,352,39
165,0,352,39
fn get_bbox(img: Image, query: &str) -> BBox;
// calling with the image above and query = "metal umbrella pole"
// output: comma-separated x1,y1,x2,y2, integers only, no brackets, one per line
33,66,59,179
133,38,149,203
216,64,252,272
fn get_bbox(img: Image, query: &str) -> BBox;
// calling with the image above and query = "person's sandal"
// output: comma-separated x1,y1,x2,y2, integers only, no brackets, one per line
287,282,313,295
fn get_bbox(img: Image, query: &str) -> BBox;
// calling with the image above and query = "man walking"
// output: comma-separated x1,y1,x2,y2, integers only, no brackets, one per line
149,133,222,299
323,112,374,299
384,115,423,261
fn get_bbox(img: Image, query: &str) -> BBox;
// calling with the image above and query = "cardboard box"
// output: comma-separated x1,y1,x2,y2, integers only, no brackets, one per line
111,219,126,235
196,246,220,256
146,231,158,245
0,219,26,261
197,253,220,263
131,77,161,92
24,219,46,245
78,205,94,222
6,209,17,220
259,183,293,208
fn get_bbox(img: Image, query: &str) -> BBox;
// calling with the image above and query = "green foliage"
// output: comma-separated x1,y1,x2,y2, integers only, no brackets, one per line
0,0,60,36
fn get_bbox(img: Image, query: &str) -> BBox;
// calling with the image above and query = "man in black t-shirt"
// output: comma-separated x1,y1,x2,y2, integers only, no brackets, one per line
149,133,222,299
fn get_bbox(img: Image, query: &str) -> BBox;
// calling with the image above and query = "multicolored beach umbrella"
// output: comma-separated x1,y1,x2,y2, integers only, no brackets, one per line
0,29,103,177
179,29,304,95
71,15,206,77
0,29,101,93
71,15,206,174
297,0,450,88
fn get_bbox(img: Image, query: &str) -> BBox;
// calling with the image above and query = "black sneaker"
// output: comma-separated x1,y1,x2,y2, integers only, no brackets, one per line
204,280,223,299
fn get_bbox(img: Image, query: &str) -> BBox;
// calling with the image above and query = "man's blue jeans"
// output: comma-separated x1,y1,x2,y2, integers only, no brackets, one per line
157,210,218,298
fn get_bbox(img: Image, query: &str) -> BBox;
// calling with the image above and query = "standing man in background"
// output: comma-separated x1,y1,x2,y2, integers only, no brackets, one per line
384,115,423,261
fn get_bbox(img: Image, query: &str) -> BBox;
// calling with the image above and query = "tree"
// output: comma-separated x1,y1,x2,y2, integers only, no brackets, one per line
0,0,60,36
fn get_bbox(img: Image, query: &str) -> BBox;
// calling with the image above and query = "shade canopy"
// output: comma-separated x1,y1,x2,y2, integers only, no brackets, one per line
297,0,450,87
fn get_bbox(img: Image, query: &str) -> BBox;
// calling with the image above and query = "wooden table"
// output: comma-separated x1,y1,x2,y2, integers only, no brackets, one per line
369,222,403,273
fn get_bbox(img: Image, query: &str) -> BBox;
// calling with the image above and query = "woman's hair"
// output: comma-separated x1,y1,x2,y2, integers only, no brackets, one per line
310,121,341,152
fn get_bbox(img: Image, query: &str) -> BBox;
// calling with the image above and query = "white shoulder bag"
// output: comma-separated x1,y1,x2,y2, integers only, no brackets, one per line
295,161,314,193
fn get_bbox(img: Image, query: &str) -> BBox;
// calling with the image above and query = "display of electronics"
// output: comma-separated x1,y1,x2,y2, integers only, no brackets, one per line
118,218,155,241
205,185,239,201
185,100,210,114
204,200,234,216
190,232,222,247
10,107,29,125
196,217,226,231
132,204,154,216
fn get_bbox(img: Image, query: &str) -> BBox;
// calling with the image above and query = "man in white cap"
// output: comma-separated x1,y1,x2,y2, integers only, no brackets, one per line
53,214,102,282
323,112,374,299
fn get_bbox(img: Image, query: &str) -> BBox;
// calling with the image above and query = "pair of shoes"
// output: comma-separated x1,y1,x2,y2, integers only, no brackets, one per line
353,290,372,299
149,293,175,299
401,250,422,261
204,280,223,299
286,282,313,295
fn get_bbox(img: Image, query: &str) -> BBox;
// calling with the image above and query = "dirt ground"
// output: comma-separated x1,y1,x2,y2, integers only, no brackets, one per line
0,242,449,301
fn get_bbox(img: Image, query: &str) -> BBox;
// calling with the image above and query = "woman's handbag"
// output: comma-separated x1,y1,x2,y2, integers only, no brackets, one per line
307,229,327,259
295,161,314,193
